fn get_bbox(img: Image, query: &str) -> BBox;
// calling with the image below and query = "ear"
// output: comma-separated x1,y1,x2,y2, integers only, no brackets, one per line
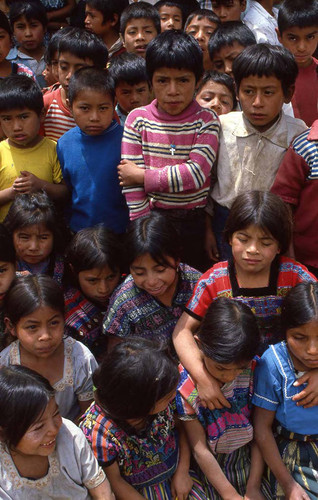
39,107,46,124
4,317,16,336
66,98,72,113
240,0,247,12
276,27,282,44
120,33,125,47
284,84,295,104
110,13,119,28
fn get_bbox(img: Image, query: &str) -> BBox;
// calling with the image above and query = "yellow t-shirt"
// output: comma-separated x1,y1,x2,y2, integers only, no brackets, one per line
0,137,63,221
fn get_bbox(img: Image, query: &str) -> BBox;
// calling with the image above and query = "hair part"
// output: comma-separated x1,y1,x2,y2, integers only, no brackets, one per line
68,66,115,105
278,0,318,34
0,75,43,115
58,27,108,69
208,21,256,59
196,70,237,110
281,282,318,334
120,1,161,35
108,52,148,87
184,8,220,31
9,0,48,29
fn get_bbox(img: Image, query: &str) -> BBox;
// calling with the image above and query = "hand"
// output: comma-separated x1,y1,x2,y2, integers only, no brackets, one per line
293,369,318,408
13,171,42,194
205,225,219,262
196,370,231,410
244,487,266,500
285,481,310,500
171,470,193,500
117,160,145,187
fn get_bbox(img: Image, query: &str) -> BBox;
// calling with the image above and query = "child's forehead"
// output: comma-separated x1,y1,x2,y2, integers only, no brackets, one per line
58,51,94,66
153,67,195,77
187,16,218,28
159,5,182,15
13,15,42,25
0,107,38,117
125,17,157,30
116,79,149,89
72,88,113,103
199,79,232,96
240,73,283,89
212,41,245,59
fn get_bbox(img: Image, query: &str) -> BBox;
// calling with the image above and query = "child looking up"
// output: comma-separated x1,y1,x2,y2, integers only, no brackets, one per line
84,0,128,59
108,52,152,126
118,30,219,271
253,282,318,499
120,1,161,58
0,365,114,499
57,67,129,234
211,0,246,22
196,70,236,115
0,75,68,221
244,0,281,44
185,9,220,70
155,0,184,31
277,0,318,127
43,27,109,141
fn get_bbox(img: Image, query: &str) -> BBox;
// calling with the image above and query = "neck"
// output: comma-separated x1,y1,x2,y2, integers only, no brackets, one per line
0,59,13,78
102,30,119,50
19,45,45,62
256,0,275,15
11,451,49,479
235,265,271,289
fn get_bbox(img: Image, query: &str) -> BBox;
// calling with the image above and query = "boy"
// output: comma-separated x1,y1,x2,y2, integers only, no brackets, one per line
154,1,183,31
7,1,47,88
84,0,128,58
57,67,128,234
120,1,161,58
211,0,246,22
277,0,318,127
206,43,307,261
243,0,280,44
43,27,108,141
0,75,68,221
118,30,219,271
108,52,152,126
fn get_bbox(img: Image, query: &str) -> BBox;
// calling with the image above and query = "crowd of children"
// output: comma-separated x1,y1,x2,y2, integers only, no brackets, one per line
0,0,317,498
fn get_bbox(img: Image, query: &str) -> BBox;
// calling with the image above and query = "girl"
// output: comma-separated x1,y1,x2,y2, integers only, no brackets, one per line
104,212,201,352
184,9,220,70
80,337,208,500
4,192,67,285
0,365,114,499
173,191,316,410
253,282,318,500
64,226,123,360
176,298,271,499
196,70,237,115
0,274,97,421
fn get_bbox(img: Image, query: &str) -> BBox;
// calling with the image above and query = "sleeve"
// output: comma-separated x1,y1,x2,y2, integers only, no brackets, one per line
103,282,135,338
271,146,309,206
185,270,218,319
175,390,197,421
84,418,119,466
252,354,282,411
51,144,63,184
73,342,98,401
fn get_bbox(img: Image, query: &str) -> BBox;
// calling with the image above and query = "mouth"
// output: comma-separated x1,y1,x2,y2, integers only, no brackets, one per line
250,114,266,119
243,259,261,264
41,438,56,448
135,45,147,53
13,134,28,141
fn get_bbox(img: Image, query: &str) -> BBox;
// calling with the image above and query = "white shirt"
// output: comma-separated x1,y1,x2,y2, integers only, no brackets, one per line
243,0,280,45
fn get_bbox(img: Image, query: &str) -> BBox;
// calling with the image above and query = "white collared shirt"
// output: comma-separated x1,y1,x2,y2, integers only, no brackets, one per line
243,0,280,44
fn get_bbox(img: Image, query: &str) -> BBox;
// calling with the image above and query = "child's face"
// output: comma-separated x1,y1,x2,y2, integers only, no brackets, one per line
186,16,218,70
71,89,114,135
43,50,59,87
85,4,110,39
203,354,250,385
13,16,45,55
230,224,280,277
0,107,42,148
278,26,318,68
123,18,158,58
13,223,54,265
238,74,289,132
0,261,15,306
130,252,179,302
286,320,318,372
211,0,246,22
211,41,246,78
12,398,62,457
78,265,121,308
58,52,94,95
115,80,151,114
0,28,11,63
152,67,196,116
196,79,234,115
159,5,182,31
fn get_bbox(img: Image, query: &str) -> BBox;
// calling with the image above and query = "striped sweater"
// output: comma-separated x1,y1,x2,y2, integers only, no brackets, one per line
43,86,76,141
121,99,219,219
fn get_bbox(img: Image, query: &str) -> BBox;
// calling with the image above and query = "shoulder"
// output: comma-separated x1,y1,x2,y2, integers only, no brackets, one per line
179,263,202,284
65,337,97,364
219,111,243,132
283,113,308,138
278,256,316,282
43,87,60,106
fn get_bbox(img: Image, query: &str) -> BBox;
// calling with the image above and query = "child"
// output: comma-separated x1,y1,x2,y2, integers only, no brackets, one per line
64,226,123,360
253,282,318,499
277,0,318,127
108,52,151,126
42,27,72,91
120,1,161,58
244,0,280,44
172,191,316,410
196,70,236,115
43,27,109,141
185,9,220,70
0,224,16,351
0,274,98,421
207,43,307,261
0,365,114,499
0,75,68,222
118,30,219,271
7,1,47,88
84,0,128,59
80,337,208,499
103,212,201,352
155,0,183,31
211,0,246,22
57,66,129,233
176,298,271,499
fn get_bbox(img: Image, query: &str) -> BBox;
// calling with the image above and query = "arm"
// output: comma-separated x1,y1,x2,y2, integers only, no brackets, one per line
89,477,115,500
171,419,194,500
103,462,145,500
46,0,76,21
244,440,266,500
0,185,16,206
292,369,318,408
205,212,219,262
13,173,69,200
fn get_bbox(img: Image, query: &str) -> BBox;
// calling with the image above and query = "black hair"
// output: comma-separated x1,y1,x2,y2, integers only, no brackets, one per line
224,191,292,255
184,8,220,31
4,192,66,255
4,274,65,325
86,0,129,32
0,365,55,449
0,224,15,264
68,66,115,105
146,29,203,82
125,212,182,268
44,26,73,65
281,282,318,334
155,0,184,19
9,0,48,29
208,21,256,60
196,70,236,110
0,9,12,35
94,337,179,420
211,0,246,6
120,1,161,35
108,52,148,87
58,27,108,69
198,297,260,363
278,0,318,34
232,43,298,96
0,75,43,115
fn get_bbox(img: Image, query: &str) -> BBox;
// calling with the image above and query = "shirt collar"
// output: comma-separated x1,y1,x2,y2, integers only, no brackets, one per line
232,111,288,147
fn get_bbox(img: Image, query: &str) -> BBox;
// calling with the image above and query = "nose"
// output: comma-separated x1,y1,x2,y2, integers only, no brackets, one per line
130,90,139,104
146,272,158,287
307,339,318,355
211,96,222,113
218,7,227,19
196,29,206,42
136,30,145,41
47,415,62,435
25,26,32,37
89,109,99,121
39,327,51,341
252,92,264,107
167,80,178,95
13,119,22,131
224,61,232,76
247,240,259,254
97,280,108,294
84,15,90,26
29,237,40,250
297,39,307,52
